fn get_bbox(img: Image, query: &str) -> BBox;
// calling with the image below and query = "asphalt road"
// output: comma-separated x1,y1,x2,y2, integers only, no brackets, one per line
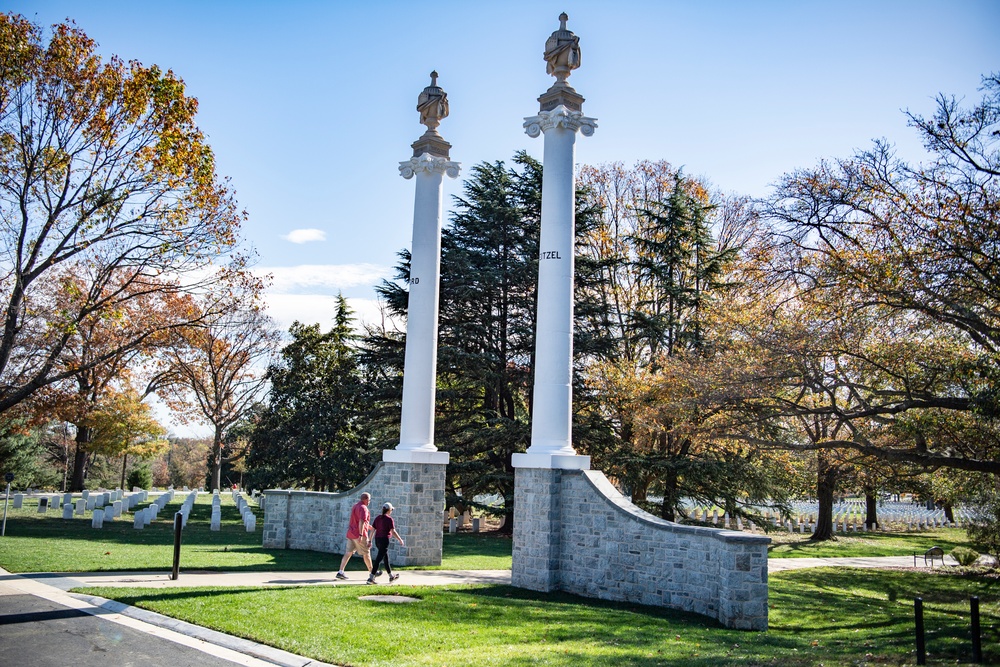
0,591,235,667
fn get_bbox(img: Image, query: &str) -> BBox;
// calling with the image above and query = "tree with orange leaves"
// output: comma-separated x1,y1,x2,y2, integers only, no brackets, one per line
0,14,249,423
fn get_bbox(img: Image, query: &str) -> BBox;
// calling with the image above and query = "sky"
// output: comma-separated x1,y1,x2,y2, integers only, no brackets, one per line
6,1,1000,433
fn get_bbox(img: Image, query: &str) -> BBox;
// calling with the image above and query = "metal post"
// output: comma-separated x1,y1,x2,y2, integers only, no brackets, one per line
171,511,182,580
915,597,926,665
971,596,982,663
1,481,10,537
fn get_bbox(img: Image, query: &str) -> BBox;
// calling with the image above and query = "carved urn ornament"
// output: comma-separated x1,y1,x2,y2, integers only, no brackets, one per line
543,13,581,86
416,70,449,131
411,71,452,159
537,13,585,112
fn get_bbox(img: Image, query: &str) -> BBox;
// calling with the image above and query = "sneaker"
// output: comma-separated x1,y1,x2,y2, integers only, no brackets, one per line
335,572,348,580
366,577,376,585
389,573,399,582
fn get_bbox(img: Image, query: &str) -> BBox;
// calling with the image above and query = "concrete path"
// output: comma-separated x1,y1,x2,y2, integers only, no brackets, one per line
0,558,948,667
767,554,956,571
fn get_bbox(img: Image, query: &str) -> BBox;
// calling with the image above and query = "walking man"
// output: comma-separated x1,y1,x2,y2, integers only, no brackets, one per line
336,492,372,579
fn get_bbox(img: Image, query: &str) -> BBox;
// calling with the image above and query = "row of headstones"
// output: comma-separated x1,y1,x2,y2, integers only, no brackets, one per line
14,488,124,512
91,491,147,528
682,499,970,532
788,500,970,528
131,490,174,530
176,490,198,528
71,490,143,522
446,507,487,533
679,505,943,534
233,490,256,532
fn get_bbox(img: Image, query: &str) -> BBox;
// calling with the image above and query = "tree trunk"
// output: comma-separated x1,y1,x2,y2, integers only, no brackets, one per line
865,492,878,529
660,468,678,522
210,427,223,491
811,453,837,541
629,472,650,504
119,452,128,491
944,503,955,524
70,425,93,491
498,490,514,535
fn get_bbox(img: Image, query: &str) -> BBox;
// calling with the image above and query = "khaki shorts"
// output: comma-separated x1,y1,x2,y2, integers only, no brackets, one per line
345,537,369,554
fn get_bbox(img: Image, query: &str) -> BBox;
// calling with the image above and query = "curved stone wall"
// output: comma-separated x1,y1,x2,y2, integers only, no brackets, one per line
512,468,770,630
262,460,446,567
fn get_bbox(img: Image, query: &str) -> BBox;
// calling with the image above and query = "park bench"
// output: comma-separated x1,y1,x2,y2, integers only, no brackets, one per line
914,545,945,567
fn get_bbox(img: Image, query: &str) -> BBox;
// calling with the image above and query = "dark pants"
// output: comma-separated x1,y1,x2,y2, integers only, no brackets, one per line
371,536,392,576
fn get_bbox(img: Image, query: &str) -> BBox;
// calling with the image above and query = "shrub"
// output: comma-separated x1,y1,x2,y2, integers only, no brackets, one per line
950,546,980,567
126,465,152,491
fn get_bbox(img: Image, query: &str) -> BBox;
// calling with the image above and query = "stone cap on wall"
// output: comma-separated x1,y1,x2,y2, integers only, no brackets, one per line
263,462,386,499
579,469,772,546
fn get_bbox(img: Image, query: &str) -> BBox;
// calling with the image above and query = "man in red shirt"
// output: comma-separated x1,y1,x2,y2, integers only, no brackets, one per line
336,492,372,579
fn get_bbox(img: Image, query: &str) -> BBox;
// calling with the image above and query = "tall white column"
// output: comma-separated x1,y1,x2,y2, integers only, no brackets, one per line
384,73,459,466
512,108,595,470
513,13,596,471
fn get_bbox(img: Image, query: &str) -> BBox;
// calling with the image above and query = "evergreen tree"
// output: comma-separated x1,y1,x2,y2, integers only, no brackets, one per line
245,295,377,490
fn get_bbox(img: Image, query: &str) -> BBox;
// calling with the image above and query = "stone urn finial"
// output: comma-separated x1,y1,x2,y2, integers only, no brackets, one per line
411,72,452,158
417,70,449,132
543,12,581,86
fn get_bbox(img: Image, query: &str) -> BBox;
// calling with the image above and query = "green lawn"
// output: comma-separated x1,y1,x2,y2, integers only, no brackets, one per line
77,567,1000,666
0,494,985,573
767,528,977,558
0,494,511,572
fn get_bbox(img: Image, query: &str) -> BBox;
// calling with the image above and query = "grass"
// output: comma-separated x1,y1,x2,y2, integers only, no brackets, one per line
0,494,985,573
77,567,1000,666
767,528,978,558
0,494,511,573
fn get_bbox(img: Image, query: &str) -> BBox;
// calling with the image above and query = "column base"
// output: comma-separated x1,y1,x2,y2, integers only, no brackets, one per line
511,452,590,470
383,449,450,465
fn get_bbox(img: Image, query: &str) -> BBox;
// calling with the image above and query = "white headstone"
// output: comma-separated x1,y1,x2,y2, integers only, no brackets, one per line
86,496,96,511
91,508,104,529
12,494,22,509
448,517,457,533
112,500,122,517
133,509,145,529
81,490,90,500
75,499,85,515
36,497,48,513
472,517,481,533
62,492,73,506
62,503,73,520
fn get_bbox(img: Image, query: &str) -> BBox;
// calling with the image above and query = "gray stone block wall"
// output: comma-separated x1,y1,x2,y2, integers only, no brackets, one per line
513,467,770,630
262,461,446,567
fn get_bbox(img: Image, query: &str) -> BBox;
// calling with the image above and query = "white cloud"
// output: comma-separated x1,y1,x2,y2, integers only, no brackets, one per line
282,228,326,244
256,263,390,294
263,294,401,333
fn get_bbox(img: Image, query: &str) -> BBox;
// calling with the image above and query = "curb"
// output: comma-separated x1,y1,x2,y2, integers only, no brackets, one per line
69,591,335,667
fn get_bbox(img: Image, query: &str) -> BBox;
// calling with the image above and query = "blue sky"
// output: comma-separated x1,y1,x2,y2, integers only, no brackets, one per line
10,0,1000,334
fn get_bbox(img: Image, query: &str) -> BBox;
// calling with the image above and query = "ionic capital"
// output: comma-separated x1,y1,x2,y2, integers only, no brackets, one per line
399,153,461,179
523,105,598,138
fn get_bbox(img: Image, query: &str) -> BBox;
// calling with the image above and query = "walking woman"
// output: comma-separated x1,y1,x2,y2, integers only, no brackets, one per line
368,502,404,584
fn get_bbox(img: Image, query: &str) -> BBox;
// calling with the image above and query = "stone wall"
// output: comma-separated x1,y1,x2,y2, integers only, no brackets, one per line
262,461,447,566
513,468,770,630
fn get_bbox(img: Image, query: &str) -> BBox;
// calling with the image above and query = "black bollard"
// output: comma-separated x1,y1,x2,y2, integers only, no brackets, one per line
171,511,182,580
971,596,982,663
915,597,926,665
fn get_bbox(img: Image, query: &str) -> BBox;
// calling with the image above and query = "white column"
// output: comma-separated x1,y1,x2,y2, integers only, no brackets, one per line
513,105,596,470
384,154,460,465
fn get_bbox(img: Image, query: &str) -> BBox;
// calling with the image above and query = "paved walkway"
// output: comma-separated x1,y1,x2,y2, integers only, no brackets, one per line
0,558,947,666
